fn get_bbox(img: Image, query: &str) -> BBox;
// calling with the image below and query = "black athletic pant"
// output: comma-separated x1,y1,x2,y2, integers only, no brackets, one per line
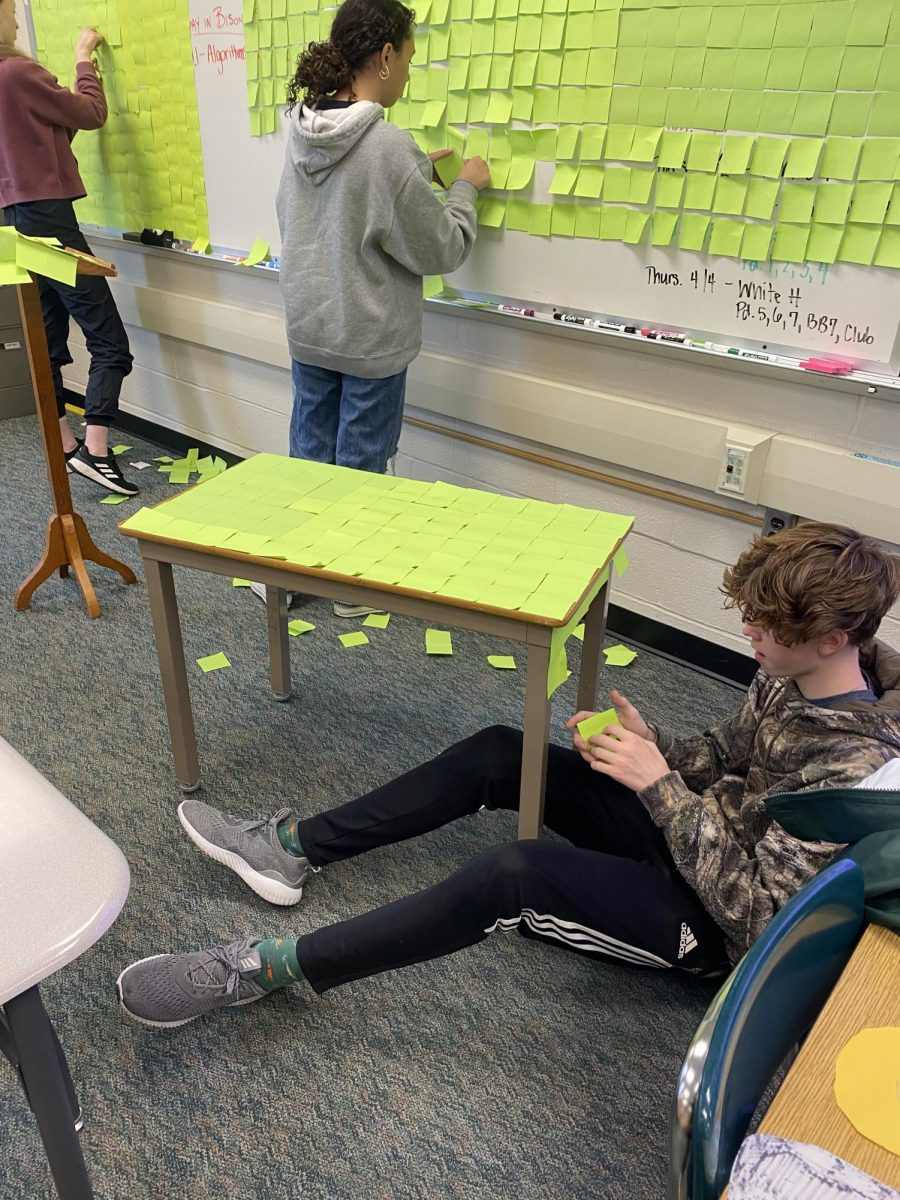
4,199,133,427
294,726,729,993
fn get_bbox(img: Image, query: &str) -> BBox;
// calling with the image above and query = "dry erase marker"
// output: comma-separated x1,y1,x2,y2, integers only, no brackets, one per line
733,349,784,364
499,304,535,317
593,320,639,334
690,339,732,354
554,311,593,326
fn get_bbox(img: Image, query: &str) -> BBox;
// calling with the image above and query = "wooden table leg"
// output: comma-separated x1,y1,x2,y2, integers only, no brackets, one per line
576,576,610,714
518,637,552,840
143,557,200,792
267,587,292,702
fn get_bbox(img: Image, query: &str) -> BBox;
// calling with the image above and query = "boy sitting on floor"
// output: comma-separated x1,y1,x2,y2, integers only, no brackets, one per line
118,522,900,1027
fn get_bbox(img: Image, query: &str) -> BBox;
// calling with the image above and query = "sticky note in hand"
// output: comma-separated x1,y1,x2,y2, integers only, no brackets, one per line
577,708,621,742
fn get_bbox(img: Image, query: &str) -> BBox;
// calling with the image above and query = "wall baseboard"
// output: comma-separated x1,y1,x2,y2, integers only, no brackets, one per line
88,397,755,689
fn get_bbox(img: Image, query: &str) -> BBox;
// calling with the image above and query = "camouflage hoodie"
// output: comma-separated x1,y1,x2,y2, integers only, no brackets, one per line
639,639,900,964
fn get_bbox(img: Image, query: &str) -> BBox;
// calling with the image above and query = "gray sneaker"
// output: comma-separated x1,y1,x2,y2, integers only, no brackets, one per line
178,800,313,906
116,939,269,1029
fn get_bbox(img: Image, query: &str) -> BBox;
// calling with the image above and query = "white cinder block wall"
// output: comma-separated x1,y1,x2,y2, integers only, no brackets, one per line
62,241,900,656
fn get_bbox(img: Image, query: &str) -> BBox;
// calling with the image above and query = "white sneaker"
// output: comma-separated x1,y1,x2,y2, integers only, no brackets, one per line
249,581,296,606
333,602,384,618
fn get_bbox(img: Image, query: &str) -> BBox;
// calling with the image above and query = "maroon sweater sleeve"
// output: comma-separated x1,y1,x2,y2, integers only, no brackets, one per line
18,59,107,131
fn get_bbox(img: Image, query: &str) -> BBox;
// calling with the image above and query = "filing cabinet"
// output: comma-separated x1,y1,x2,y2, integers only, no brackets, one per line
0,286,35,420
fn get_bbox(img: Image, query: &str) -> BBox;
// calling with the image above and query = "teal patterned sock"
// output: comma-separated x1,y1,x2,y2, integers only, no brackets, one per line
253,938,303,992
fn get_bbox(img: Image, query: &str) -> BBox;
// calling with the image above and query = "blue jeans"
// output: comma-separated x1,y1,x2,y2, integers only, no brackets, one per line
289,361,406,473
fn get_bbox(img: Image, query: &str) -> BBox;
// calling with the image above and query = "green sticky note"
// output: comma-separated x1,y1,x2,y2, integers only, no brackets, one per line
848,183,893,224
599,207,627,241
780,183,817,224
529,205,552,236
784,139,824,179
574,165,604,198
821,138,862,181
604,644,638,667
709,219,745,258
719,135,755,175
572,624,585,641
686,134,722,173
874,228,900,269
240,239,270,266
168,468,191,485
232,578,252,587
153,456,174,464
684,173,716,210
363,612,390,629
100,493,129,505
425,628,453,655
749,138,787,178
651,212,679,247
713,177,748,216
838,224,881,265
745,178,780,220
772,224,811,263
487,654,516,670
338,631,369,649
197,652,230,673
741,223,774,261
577,708,620,740
15,236,78,286
655,173,685,209
110,445,131,456
858,139,900,181
549,163,579,195
191,237,211,255
287,619,315,636
815,184,854,224
806,224,843,265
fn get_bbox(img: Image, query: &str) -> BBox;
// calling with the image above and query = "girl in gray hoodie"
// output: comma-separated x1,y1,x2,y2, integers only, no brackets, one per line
276,0,489,478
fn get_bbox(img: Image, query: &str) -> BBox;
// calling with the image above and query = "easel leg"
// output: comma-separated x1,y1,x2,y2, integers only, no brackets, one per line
69,513,137,585
14,517,68,612
60,515,100,619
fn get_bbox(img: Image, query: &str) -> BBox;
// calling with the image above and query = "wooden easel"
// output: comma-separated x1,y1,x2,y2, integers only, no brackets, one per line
13,249,136,618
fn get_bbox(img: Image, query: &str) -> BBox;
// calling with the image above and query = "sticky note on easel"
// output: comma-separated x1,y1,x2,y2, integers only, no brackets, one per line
191,237,211,254
239,239,270,266
577,708,621,742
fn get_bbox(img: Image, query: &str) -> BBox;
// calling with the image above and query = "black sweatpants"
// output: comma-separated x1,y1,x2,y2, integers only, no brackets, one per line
4,199,133,427
294,726,729,993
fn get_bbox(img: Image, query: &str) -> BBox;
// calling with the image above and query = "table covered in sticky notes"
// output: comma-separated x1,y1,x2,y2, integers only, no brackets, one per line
120,454,632,841
120,454,633,624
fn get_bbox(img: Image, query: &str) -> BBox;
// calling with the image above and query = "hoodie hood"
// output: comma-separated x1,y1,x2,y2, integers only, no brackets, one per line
288,101,384,185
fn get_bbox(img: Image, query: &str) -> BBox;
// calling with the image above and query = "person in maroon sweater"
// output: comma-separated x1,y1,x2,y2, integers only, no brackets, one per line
0,4,136,496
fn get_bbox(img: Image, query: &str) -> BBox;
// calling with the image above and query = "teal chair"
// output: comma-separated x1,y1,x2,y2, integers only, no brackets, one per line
668,858,865,1200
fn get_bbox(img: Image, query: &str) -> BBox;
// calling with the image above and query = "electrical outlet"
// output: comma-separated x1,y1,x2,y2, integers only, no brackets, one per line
721,444,749,494
762,509,799,537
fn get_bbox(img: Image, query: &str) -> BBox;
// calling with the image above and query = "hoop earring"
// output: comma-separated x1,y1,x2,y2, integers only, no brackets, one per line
379,65,390,79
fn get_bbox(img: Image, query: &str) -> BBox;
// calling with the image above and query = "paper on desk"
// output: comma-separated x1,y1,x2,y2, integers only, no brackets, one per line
729,1133,900,1199
834,1027,900,1156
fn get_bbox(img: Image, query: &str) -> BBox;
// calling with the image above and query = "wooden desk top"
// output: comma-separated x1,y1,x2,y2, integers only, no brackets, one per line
723,923,900,1197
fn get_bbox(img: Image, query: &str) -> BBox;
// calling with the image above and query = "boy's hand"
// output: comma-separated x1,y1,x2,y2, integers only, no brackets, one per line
586,726,671,792
610,689,655,741
565,711,601,765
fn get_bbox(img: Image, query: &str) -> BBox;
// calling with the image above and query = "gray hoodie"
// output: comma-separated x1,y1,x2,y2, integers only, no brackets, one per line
276,101,478,379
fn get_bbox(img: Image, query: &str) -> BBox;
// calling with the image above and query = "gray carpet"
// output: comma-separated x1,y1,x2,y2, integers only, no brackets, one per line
0,413,742,1200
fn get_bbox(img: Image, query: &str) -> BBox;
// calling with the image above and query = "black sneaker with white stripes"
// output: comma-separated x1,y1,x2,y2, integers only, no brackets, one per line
69,445,139,496
65,439,84,472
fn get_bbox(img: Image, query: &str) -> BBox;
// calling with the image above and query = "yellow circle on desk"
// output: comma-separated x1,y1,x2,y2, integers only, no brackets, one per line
834,1026,900,1155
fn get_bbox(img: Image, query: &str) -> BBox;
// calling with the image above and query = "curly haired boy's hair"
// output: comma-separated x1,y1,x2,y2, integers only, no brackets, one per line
721,522,900,647
287,0,415,112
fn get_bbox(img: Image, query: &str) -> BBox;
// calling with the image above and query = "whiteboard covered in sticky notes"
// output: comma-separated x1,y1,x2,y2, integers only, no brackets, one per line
27,0,900,367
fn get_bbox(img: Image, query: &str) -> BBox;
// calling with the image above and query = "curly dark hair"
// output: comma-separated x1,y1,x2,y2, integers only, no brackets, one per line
721,522,900,647
286,0,415,112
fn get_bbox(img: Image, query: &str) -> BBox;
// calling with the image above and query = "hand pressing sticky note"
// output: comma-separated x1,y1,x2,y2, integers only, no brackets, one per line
604,644,638,667
487,654,516,670
577,708,621,742
339,631,369,648
426,629,453,655
197,652,230,673
288,619,316,636
363,613,391,629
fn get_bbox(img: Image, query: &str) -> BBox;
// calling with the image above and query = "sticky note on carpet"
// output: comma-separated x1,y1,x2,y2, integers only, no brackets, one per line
577,708,621,741
487,654,516,670
288,619,316,636
426,629,453,655
197,652,230,673
100,494,129,505
168,468,190,484
604,644,638,667
153,456,174,463
339,631,369,648
232,578,251,587
110,445,131,455
363,613,391,629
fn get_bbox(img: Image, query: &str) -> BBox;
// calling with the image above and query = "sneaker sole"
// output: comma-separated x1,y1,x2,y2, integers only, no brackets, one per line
69,456,138,496
116,955,266,1029
177,801,305,907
